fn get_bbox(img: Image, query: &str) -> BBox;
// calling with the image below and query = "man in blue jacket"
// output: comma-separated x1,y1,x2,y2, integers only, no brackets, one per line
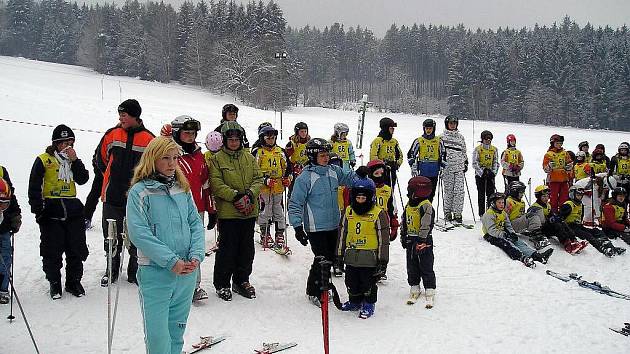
288,138,365,306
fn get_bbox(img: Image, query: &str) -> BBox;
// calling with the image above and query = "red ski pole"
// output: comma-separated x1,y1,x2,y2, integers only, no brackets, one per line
317,256,332,354
321,289,329,354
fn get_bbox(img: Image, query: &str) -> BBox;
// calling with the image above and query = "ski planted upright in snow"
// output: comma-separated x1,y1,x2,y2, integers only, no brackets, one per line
186,336,226,353
254,342,298,353
546,270,630,300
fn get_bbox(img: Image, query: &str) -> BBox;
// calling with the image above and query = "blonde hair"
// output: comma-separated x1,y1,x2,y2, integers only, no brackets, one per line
131,136,190,192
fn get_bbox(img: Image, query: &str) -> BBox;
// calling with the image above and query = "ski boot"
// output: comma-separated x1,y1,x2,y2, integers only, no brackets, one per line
563,240,583,255
452,213,463,225
444,212,453,223
0,291,9,304
531,248,553,264
359,302,375,319
50,281,62,300
425,288,435,309
520,256,536,268
65,280,86,297
406,285,422,305
341,301,362,311
602,245,616,258
532,236,551,250
614,246,626,255
193,287,209,302
232,282,256,299
308,295,321,308
333,262,344,277
216,287,232,301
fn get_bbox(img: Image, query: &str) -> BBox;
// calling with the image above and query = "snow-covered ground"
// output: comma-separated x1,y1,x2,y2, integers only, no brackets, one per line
1,56,628,353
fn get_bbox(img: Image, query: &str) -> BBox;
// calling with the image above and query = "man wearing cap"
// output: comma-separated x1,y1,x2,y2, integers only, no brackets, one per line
28,125,90,299
95,99,154,286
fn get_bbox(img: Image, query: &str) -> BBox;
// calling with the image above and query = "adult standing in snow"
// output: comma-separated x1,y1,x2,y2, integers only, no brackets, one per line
542,134,572,213
126,137,205,354
288,138,361,306
28,125,90,299
440,115,468,223
209,121,263,301
214,104,250,150
0,171,21,305
406,118,443,201
500,134,524,191
473,130,499,217
369,117,403,188
95,99,155,286
167,116,215,302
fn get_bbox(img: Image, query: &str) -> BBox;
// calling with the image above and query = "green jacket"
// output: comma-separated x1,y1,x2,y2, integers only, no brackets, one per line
210,147,263,219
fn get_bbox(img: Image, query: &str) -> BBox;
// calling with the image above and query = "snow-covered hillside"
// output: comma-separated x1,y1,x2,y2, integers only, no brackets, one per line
1,56,628,353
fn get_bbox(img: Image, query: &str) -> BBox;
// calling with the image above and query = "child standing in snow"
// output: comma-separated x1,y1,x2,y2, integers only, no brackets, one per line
400,176,436,307
473,130,499,217
337,177,389,319
330,123,356,174
500,134,524,191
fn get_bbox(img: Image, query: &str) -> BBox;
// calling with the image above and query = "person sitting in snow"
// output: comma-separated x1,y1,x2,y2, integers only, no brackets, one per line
336,177,389,319
601,187,630,246
526,185,588,255
505,181,551,250
481,192,553,268
400,176,436,308
559,185,625,257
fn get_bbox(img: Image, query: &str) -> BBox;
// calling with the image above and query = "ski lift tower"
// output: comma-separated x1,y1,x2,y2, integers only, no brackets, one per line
356,94,373,149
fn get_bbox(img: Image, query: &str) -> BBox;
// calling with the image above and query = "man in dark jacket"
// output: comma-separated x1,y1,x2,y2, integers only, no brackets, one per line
95,99,154,286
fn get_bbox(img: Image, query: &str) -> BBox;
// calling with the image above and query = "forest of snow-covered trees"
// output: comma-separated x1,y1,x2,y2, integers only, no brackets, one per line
0,0,629,130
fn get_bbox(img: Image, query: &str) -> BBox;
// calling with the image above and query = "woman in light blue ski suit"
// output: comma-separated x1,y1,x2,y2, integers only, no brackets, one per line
127,137,205,354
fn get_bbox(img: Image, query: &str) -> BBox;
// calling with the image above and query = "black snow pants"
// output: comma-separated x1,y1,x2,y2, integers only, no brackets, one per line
213,218,256,289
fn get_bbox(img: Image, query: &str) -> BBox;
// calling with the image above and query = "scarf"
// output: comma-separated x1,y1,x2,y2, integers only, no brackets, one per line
54,150,73,183
150,172,176,189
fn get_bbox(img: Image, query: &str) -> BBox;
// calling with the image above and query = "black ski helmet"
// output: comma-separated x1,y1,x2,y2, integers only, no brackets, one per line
578,141,589,151
508,181,526,198
480,130,493,141
294,122,308,135
422,119,436,129
221,103,239,119
568,186,585,200
488,192,506,208
379,117,397,130
612,186,627,199
305,138,332,164
444,115,458,130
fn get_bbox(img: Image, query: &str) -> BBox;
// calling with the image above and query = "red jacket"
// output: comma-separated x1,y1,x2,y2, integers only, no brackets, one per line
602,201,629,232
179,148,215,213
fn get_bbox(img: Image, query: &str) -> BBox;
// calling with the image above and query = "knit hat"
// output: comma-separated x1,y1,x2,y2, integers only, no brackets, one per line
52,124,75,142
117,99,142,118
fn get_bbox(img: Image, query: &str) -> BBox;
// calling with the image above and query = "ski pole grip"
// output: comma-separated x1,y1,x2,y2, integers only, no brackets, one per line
318,257,332,292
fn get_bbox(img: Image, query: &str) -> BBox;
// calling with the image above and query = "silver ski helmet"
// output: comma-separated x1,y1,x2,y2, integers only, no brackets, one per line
334,123,349,138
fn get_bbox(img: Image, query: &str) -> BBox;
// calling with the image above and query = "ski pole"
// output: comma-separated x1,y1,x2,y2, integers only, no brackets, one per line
106,219,117,354
317,257,332,354
395,172,405,213
8,231,15,321
0,244,41,354
464,174,477,223
527,178,532,206
435,171,442,223
110,218,129,351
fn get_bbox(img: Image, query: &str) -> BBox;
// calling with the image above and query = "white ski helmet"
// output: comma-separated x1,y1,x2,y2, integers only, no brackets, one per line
205,131,223,152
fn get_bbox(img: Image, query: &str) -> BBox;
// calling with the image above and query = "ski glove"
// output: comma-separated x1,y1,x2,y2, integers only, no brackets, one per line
349,161,356,168
414,242,432,255
294,226,308,246
206,213,217,230
549,215,562,224
355,166,370,178
400,234,412,249
10,214,22,233
264,177,276,188
373,262,387,279
389,216,400,241
463,162,468,173
282,176,292,187
505,232,519,242
233,191,255,215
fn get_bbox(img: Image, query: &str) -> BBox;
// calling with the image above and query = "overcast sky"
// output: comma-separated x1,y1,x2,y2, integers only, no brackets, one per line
84,0,630,37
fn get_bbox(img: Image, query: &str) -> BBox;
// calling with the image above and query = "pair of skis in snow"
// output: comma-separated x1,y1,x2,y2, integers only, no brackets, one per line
186,336,297,353
546,270,630,301
434,221,474,232
610,323,630,337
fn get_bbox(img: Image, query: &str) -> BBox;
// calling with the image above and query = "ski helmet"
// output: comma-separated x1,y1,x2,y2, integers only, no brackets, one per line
488,192,506,208
550,134,564,144
350,177,376,215
612,186,627,199
575,151,586,162
334,122,350,137
534,185,550,199
367,159,387,185
221,104,239,119
578,141,589,151
258,125,278,138
220,121,245,147
160,123,172,137
422,119,436,129
568,185,585,200
592,148,604,161
379,117,397,130
444,115,458,130
407,176,432,199
508,181,526,198
205,131,223,152
0,178,11,202
595,143,606,153
257,122,272,133
171,115,201,143
618,142,629,155
305,138,332,164
51,124,75,143
329,152,343,168
480,130,493,141
506,134,516,145
294,122,308,135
